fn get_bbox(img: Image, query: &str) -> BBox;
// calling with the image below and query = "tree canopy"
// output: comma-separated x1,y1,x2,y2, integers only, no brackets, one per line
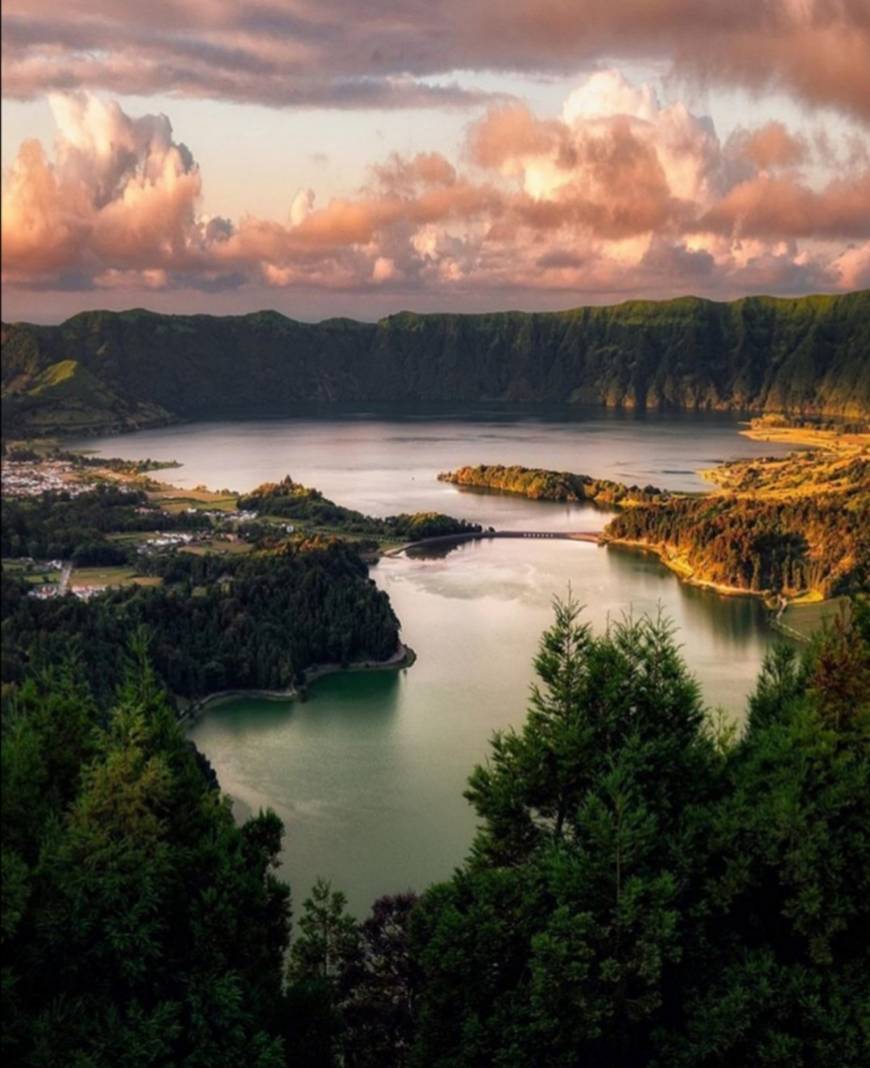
2,598,867,1065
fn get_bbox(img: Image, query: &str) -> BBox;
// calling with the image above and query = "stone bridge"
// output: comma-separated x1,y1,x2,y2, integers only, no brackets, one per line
389,530,602,555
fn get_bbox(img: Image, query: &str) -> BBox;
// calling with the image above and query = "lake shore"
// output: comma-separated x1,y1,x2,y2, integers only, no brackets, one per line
601,536,781,602
56,415,858,645
601,536,842,640
739,423,869,450
179,641,416,724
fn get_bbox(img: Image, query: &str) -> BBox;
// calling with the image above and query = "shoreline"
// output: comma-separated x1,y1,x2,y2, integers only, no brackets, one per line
17,406,868,447
601,536,786,603
179,641,416,724
739,423,869,451
30,418,854,640
601,537,837,642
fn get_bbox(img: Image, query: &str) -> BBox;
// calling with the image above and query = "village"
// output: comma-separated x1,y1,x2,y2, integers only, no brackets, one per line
1,458,98,498
2,453,294,602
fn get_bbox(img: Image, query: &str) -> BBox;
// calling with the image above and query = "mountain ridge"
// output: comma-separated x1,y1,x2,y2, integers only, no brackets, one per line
3,290,868,436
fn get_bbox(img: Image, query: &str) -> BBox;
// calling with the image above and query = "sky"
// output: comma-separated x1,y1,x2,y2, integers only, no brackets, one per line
2,1,869,322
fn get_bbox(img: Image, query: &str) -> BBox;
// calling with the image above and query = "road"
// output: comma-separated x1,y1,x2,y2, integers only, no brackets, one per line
57,561,73,594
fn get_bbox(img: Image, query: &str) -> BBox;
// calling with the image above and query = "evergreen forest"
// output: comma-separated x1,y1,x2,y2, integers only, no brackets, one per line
3,597,867,1066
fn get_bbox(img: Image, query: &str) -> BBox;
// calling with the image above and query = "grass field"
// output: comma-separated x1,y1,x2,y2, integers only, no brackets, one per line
2,560,61,584
742,424,870,450
23,571,61,585
181,539,253,556
106,530,165,543
69,566,162,589
151,487,238,513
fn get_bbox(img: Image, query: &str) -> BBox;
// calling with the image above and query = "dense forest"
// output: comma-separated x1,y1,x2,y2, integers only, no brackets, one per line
2,598,867,1065
604,438,869,598
605,493,868,597
238,476,482,541
3,291,868,436
439,464,666,506
1,540,400,703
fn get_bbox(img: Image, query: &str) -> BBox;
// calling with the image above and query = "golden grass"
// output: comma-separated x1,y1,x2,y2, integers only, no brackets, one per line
741,425,870,450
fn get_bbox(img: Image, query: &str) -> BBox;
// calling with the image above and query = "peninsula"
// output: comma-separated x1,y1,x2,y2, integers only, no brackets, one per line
438,421,869,604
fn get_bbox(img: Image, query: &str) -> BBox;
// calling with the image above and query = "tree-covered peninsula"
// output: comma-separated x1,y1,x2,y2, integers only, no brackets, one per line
605,494,867,598
439,429,869,601
604,432,869,599
3,597,867,1065
238,475,482,541
2,540,401,704
1,463,412,704
439,464,667,507
3,290,868,437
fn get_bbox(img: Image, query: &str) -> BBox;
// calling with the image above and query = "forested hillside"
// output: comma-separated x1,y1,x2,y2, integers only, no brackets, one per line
3,599,867,1065
3,291,868,436
1,541,400,702
604,437,869,598
605,493,867,598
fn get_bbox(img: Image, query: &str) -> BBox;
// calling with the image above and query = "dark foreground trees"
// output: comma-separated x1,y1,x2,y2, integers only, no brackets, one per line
410,600,869,1067
1,640,291,1066
2,600,867,1065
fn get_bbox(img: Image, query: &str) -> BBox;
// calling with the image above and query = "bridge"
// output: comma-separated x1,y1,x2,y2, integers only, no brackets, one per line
388,530,602,556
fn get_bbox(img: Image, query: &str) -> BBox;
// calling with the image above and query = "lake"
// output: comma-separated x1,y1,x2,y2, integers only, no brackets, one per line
78,408,794,913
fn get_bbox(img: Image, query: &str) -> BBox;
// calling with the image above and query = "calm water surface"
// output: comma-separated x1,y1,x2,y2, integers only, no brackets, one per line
79,407,797,529
79,410,789,913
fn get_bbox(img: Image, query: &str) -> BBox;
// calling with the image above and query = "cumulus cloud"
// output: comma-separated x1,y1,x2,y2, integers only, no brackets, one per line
832,242,870,289
2,1,869,120
697,174,870,239
2,75,868,306
2,94,202,284
729,121,809,170
463,69,868,243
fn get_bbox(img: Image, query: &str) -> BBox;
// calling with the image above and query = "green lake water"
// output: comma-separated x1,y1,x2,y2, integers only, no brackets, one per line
80,409,792,913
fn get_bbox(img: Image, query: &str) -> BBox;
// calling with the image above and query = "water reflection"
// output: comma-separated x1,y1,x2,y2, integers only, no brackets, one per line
405,540,469,560
201,669,402,739
190,537,780,914
677,583,770,649
82,410,793,913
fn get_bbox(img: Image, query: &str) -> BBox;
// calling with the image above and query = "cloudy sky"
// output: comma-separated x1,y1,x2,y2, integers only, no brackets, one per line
2,1,869,322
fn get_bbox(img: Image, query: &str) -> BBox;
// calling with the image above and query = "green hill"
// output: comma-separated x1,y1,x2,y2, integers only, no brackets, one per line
3,291,868,436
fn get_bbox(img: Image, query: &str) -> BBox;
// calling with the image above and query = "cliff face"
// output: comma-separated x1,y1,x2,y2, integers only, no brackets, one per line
3,291,868,435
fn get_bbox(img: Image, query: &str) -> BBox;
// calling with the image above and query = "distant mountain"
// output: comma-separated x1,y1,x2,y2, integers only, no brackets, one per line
2,291,868,436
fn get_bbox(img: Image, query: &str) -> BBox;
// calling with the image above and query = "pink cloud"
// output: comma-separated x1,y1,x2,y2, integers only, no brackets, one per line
833,242,870,289
2,75,867,309
2,1,868,120
730,121,809,169
698,174,870,239
467,104,562,170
